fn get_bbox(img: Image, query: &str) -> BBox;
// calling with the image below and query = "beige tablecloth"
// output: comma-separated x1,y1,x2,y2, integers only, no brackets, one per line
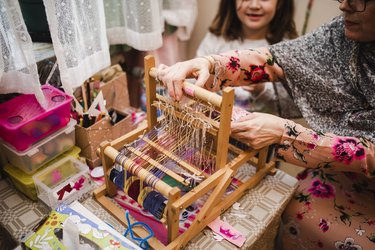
0,167,297,249
186,167,298,250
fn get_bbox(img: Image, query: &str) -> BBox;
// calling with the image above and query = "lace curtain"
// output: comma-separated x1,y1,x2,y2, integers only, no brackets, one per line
43,0,110,93
1,0,197,100
0,0,44,104
105,0,197,51
163,0,197,41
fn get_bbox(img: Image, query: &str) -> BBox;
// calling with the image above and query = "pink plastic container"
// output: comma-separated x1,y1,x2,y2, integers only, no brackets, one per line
0,84,72,151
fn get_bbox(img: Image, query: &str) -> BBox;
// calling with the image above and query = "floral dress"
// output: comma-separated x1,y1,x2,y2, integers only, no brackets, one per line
197,33,301,118
206,15,375,249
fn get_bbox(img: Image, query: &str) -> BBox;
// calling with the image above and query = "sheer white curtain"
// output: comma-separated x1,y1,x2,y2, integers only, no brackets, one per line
162,0,197,41
0,0,44,104
105,0,197,51
105,0,163,51
43,0,110,93
1,0,197,100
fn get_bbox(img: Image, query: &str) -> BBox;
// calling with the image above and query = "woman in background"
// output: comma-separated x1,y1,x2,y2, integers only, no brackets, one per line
197,0,300,117
157,0,375,248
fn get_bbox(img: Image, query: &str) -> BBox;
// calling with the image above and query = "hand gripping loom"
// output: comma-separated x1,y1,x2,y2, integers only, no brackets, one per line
94,55,276,249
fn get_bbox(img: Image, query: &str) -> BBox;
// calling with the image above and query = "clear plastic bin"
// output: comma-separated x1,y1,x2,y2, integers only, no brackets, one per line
33,156,90,208
3,146,81,200
0,84,72,151
1,119,76,174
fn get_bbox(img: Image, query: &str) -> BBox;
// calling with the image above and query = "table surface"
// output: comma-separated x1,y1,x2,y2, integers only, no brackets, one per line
0,167,297,249
185,166,298,249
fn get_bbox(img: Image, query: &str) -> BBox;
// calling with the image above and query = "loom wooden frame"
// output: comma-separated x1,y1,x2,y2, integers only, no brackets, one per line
94,55,276,249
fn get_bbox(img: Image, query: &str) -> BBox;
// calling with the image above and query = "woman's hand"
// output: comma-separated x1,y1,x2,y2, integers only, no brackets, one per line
157,57,212,101
231,112,286,149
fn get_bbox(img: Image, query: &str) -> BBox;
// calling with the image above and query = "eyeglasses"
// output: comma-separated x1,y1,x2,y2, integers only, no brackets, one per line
336,0,370,12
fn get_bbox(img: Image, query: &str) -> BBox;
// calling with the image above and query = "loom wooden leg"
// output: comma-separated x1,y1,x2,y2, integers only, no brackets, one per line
99,141,117,197
174,169,234,249
167,188,181,243
257,147,269,171
144,55,157,130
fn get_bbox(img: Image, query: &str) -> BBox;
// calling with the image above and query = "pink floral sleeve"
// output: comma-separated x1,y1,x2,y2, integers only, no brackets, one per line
209,48,284,91
276,120,375,178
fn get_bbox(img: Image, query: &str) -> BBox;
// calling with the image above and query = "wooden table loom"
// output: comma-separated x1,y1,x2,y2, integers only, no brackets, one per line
94,55,276,249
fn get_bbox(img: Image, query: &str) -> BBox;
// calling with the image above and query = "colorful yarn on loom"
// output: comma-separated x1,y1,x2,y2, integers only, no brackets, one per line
142,191,167,220
109,167,125,190
127,178,141,202
137,186,153,207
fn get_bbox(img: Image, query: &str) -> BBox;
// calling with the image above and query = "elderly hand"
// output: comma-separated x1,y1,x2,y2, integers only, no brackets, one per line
157,57,212,101
231,112,286,149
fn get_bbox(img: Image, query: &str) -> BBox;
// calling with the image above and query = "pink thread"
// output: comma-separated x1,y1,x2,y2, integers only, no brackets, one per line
220,226,236,238
183,86,195,96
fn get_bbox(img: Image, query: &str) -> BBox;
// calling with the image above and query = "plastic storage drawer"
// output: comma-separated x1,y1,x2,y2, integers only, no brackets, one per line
33,156,90,208
1,119,76,174
0,84,72,151
3,146,81,200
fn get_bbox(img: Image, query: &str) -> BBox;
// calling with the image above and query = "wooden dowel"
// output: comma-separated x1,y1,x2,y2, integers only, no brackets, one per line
103,146,173,197
215,87,234,169
144,56,158,130
126,146,189,186
149,67,222,108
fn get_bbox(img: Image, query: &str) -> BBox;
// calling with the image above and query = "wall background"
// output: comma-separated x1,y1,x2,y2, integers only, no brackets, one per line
187,0,341,59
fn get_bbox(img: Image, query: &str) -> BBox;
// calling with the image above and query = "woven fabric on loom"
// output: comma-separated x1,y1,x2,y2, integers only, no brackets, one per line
106,96,246,244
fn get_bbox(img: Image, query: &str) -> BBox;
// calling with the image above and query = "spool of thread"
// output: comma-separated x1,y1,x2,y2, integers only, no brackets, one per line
143,191,167,220
109,168,125,190
124,176,133,192
126,178,141,202
137,186,152,206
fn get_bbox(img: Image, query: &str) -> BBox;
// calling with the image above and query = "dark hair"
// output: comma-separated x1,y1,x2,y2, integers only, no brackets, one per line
209,0,298,45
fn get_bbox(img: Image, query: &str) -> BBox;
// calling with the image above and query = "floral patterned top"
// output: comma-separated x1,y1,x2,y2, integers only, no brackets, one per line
207,15,375,248
208,16,375,178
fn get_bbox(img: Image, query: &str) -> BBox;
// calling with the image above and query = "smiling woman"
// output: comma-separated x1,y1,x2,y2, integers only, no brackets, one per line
157,0,375,248
196,0,300,118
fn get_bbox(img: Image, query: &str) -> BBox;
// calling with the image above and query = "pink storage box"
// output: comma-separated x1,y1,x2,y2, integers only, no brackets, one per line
0,84,72,151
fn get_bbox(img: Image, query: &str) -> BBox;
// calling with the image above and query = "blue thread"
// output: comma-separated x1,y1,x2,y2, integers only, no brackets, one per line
143,191,167,219
124,210,154,250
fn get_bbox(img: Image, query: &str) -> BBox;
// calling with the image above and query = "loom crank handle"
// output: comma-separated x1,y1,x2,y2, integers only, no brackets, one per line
149,67,223,108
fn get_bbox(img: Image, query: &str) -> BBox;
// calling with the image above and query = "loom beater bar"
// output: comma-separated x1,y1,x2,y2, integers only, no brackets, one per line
125,146,190,186
149,67,223,108
103,146,173,197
